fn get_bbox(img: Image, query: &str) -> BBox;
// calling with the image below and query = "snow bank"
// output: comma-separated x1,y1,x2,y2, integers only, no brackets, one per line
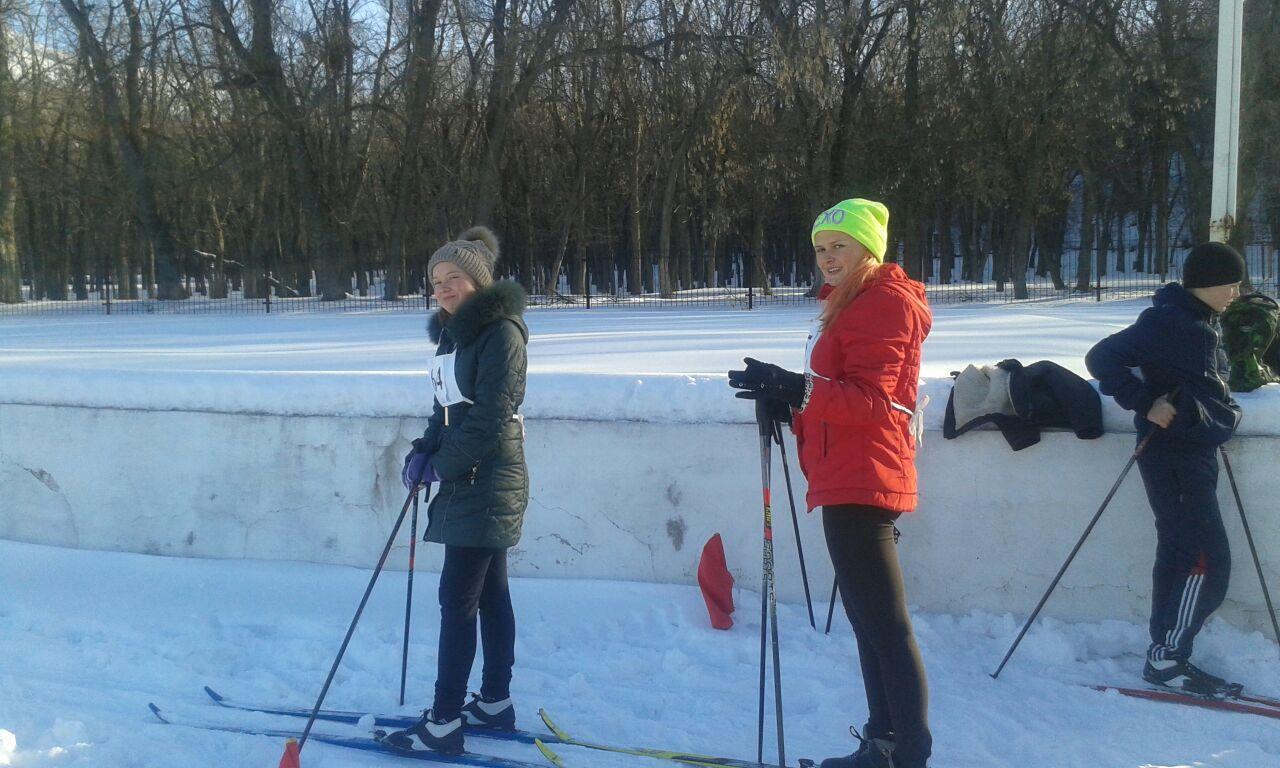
5,403,1280,635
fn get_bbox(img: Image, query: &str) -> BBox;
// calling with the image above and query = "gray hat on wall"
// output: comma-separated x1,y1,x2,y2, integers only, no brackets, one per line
427,226,500,289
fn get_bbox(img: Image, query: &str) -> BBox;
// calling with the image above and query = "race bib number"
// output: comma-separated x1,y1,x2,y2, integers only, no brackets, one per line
430,352,474,407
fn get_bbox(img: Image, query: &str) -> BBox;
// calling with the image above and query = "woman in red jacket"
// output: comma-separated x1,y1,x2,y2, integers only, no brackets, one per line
730,198,932,768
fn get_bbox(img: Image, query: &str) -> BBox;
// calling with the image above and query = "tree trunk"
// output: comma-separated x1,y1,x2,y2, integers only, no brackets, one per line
674,213,690,292
1154,147,1170,277
0,3,18,304
656,135,689,299
470,0,574,223
1136,198,1151,274
1075,172,1097,292
704,227,718,288
935,199,953,285
385,0,445,299
1010,115,1049,299
751,214,771,296
628,120,644,295
59,0,188,300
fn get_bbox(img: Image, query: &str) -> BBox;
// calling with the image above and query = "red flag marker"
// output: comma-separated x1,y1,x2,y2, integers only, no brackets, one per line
278,738,301,768
697,533,735,629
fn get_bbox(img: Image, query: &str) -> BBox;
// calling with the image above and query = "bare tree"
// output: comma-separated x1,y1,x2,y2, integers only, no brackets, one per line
57,0,189,299
0,0,20,302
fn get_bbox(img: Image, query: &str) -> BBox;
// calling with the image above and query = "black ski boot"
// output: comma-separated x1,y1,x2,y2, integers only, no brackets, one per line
379,709,464,754
461,693,516,730
1143,657,1243,698
818,725,896,768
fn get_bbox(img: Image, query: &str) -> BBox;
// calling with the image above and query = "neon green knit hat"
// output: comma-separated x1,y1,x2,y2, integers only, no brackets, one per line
811,198,890,262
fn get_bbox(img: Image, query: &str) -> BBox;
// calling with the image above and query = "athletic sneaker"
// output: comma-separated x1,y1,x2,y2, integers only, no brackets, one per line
380,709,464,754
1143,657,1243,698
461,693,516,730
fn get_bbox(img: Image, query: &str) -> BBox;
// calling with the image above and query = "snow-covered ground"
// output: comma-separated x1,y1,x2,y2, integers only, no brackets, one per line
3,538,1279,768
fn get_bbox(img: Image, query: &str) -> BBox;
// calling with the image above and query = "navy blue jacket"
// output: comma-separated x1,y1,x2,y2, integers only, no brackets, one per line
1085,283,1241,447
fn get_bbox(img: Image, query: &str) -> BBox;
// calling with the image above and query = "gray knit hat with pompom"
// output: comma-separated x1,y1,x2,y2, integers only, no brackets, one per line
427,226,499,289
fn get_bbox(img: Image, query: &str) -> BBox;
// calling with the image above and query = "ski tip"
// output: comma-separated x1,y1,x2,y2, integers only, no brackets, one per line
148,703,171,724
536,709,570,742
534,738,566,768
203,686,226,703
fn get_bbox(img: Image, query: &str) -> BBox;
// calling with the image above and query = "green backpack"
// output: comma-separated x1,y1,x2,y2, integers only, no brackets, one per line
1221,292,1280,392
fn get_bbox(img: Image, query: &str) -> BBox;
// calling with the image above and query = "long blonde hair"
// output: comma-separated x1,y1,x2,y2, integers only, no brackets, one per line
819,256,888,326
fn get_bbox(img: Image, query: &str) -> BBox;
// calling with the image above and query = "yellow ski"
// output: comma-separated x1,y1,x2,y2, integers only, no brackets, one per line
536,709,781,768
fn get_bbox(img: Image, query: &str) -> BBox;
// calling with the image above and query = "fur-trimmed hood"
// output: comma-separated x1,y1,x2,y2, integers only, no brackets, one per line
429,280,528,346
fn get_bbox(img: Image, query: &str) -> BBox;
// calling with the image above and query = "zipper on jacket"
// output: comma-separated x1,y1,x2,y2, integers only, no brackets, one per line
442,482,458,536
1208,321,1229,400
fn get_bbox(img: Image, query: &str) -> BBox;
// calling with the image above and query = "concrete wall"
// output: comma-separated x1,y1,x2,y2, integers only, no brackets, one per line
3,402,1278,631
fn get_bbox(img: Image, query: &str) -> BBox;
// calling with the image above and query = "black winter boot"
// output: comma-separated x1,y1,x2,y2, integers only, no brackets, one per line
818,725,896,768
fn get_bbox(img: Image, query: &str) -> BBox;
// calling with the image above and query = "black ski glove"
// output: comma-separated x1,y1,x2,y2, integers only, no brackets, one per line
727,357,808,413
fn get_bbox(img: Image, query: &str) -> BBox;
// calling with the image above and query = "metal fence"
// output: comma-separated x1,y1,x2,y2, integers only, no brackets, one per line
4,241,1276,317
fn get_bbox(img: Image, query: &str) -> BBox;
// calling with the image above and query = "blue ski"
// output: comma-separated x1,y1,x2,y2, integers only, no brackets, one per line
202,685,548,746
149,703,559,768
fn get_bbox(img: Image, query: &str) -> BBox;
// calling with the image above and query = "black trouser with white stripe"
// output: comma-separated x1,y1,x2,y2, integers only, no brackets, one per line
1137,444,1231,661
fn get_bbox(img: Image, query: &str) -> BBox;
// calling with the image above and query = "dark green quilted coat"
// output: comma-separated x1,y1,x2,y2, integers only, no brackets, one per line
420,281,529,548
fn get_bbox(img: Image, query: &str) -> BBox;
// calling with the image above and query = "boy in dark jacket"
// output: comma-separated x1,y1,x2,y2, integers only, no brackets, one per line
1085,242,1245,697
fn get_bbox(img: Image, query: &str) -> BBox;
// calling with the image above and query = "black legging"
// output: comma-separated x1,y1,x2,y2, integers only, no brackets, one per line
433,545,516,721
823,505,931,767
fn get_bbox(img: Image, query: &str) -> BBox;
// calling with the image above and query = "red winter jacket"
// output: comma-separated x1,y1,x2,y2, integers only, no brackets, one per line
793,265,932,513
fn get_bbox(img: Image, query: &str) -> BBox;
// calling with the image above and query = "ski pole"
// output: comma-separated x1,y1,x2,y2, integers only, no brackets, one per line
824,577,838,635
296,486,419,752
1220,447,1280,658
754,399,787,768
991,428,1158,679
773,418,815,629
399,490,423,706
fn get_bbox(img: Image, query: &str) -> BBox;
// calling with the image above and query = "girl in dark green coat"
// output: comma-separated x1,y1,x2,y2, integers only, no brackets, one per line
388,226,530,756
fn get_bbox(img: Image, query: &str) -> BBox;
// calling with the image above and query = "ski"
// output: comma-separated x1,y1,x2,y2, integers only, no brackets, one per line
202,685,547,746
201,687,777,768
1090,685,1280,720
1236,691,1280,709
149,703,560,768
537,709,781,768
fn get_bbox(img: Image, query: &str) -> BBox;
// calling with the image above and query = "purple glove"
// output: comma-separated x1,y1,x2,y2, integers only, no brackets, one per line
402,450,438,490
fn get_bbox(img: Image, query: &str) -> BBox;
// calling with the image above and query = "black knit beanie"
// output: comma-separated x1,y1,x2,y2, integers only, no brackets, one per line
1183,242,1246,289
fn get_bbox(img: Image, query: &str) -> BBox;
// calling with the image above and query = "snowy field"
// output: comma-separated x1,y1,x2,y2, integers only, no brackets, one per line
4,297,1280,429
6,299,1280,767
3,538,1280,768
0,298,1139,392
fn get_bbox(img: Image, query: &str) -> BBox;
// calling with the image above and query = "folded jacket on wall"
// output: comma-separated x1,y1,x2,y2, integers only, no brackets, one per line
943,359,1103,451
